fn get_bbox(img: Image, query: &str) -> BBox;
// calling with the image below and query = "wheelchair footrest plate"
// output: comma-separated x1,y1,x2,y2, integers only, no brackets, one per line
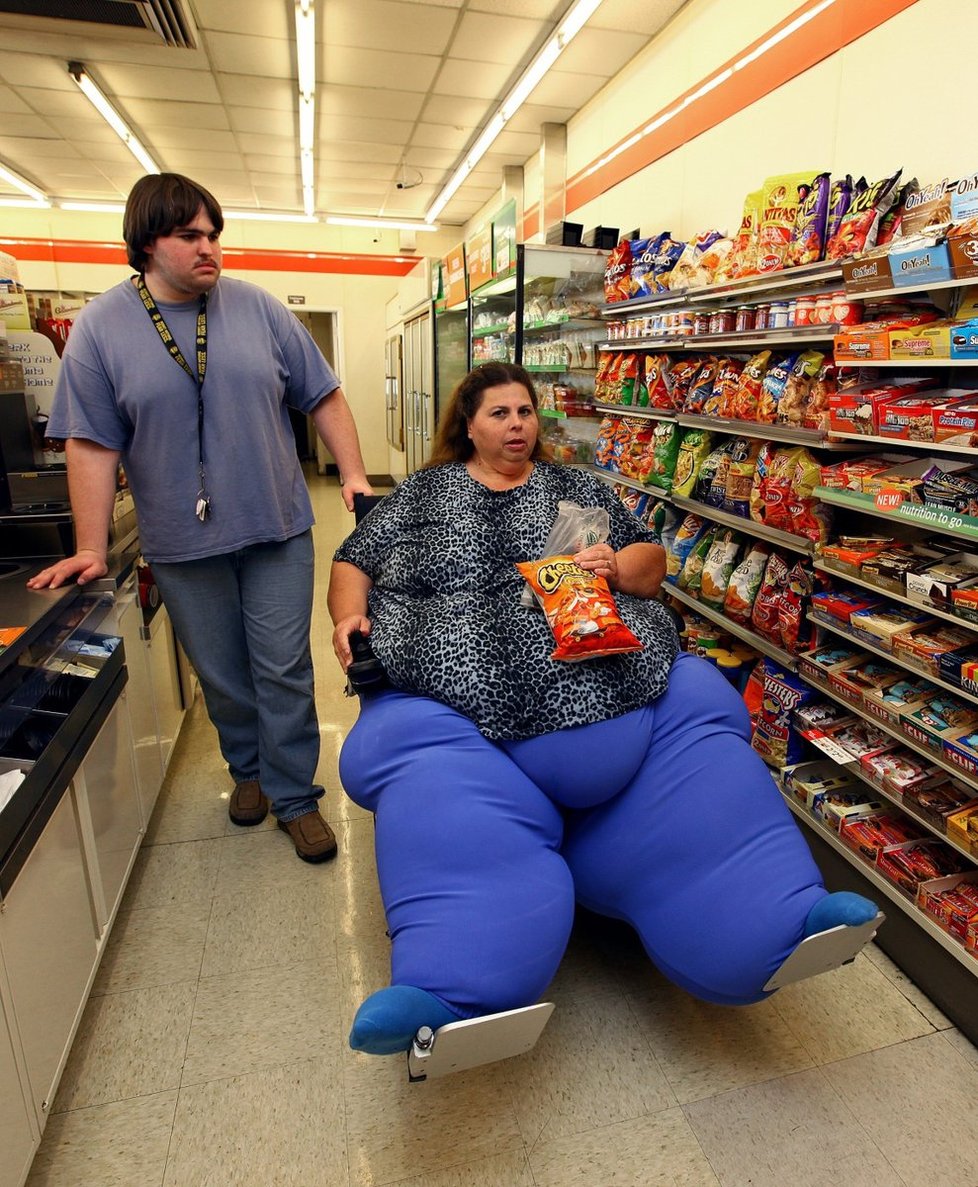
763,913,885,992
407,1002,554,1082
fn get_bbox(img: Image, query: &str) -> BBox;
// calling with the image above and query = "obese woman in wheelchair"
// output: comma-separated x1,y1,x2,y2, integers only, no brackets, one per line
328,362,878,1057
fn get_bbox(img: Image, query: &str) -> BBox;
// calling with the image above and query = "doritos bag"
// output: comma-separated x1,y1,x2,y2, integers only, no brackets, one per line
604,239,633,303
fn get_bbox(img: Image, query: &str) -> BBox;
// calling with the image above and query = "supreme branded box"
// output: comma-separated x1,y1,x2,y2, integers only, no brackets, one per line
834,313,940,363
933,399,978,445
889,321,952,360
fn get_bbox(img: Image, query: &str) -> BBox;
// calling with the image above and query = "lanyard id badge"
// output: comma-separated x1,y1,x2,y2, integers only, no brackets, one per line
136,276,211,520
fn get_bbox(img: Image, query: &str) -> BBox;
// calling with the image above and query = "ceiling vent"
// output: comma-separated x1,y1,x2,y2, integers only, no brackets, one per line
0,0,197,49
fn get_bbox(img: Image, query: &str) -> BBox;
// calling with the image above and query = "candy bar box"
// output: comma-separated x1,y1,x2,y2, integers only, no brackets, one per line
900,693,978,752
863,676,934,728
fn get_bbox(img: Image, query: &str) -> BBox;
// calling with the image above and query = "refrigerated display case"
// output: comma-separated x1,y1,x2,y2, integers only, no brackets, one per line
470,267,517,366
434,302,469,413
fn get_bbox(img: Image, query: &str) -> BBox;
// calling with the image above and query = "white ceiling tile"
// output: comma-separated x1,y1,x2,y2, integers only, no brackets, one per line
164,150,248,174
204,31,294,79
504,101,577,133
151,127,240,153
94,63,222,103
492,128,541,157
0,113,56,138
319,178,393,197
13,87,91,119
589,0,687,36
311,160,398,182
402,146,458,169
0,84,31,115
320,141,402,164
467,0,562,18
194,0,293,39
125,99,231,131
527,69,608,109
410,123,472,151
553,26,651,77
432,58,512,100
323,46,441,93
245,155,301,176
232,132,296,158
326,0,459,55
0,135,80,160
420,94,486,127
324,115,415,146
450,12,546,67
252,183,302,206
320,190,400,211
217,75,295,111
322,85,426,123
227,107,295,137
0,52,74,90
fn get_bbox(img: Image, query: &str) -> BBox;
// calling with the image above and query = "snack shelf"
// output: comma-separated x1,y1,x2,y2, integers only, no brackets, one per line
670,493,815,555
539,407,601,419
589,465,671,500
796,669,978,795
666,583,798,669
813,560,971,632
779,792,978,972
847,358,978,368
843,274,976,303
691,326,839,350
825,431,978,456
600,291,691,315
686,260,845,304
676,413,862,450
526,364,598,373
472,322,511,338
815,486,978,545
593,401,676,421
808,611,978,709
598,338,686,351
523,317,603,333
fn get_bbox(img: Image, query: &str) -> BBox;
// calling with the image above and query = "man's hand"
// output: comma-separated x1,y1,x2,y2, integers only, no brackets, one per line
26,549,108,590
339,476,374,513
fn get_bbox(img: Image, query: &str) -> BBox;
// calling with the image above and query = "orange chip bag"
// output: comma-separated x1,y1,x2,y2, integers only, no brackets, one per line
516,555,643,662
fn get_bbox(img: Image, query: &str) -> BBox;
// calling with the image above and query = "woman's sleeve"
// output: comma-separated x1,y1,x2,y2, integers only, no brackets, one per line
332,480,408,579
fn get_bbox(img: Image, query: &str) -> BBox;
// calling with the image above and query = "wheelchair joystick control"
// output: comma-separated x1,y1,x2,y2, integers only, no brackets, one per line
345,630,387,695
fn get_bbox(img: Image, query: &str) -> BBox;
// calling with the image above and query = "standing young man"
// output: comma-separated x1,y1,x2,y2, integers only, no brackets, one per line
29,173,373,862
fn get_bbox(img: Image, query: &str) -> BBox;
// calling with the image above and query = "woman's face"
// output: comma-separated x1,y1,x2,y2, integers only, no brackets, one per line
467,382,538,471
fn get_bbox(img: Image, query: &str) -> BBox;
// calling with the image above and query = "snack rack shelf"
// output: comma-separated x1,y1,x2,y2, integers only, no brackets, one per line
825,432,978,456
592,401,676,421
590,467,663,498
813,560,972,632
807,610,978,709
599,325,839,354
666,583,799,670
669,494,815,555
779,792,978,971
676,412,860,450
815,486,978,546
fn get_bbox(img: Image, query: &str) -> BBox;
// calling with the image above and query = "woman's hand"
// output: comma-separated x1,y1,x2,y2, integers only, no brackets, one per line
332,615,373,672
573,543,619,587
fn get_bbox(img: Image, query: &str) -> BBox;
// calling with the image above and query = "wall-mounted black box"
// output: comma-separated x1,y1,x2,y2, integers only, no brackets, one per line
582,226,620,250
545,221,583,247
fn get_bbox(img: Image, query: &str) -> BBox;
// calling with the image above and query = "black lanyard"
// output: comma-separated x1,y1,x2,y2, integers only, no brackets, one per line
135,275,211,520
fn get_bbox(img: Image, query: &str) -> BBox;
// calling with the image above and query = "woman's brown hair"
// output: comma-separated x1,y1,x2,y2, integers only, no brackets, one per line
424,362,549,467
123,173,224,272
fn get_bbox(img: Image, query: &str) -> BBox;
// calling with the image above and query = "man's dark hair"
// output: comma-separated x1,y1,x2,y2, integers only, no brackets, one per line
123,173,224,272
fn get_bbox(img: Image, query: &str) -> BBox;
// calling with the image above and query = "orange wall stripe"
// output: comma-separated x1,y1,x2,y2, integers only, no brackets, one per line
0,237,418,277
564,0,921,215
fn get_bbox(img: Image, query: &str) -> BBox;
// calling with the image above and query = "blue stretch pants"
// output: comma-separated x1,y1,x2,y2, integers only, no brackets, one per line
339,652,826,1013
152,531,323,822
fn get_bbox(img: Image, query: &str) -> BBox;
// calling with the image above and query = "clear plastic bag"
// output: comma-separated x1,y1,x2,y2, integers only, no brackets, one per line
521,500,610,608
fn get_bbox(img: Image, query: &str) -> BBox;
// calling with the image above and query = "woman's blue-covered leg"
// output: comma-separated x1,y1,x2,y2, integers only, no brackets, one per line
561,653,876,1004
340,691,576,1053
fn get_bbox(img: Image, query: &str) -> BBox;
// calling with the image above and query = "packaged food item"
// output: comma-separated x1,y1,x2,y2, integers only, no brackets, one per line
756,173,816,273
693,441,732,504
517,555,643,661
780,560,816,654
788,448,832,545
782,758,859,806
683,356,722,414
604,239,634,303
665,513,707,580
825,174,853,244
665,356,706,410
699,529,743,610
776,350,824,426
825,169,903,260
877,838,966,896
672,429,714,498
643,354,673,409
722,437,760,518
723,541,770,624
757,352,800,423
839,812,923,861
615,353,641,406
804,359,837,430
728,349,772,420
863,676,935,729
749,441,777,524
593,416,619,469
705,442,735,509
787,172,831,266
901,692,978,751
762,447,803,532
718,188,763,280
702,357,743,417
643,420,681,491
751,551,790,644
618,419,656,482
677,525,716,595
652,234,685,291
751,660,820,766
670,229,726,290
628,236,657,298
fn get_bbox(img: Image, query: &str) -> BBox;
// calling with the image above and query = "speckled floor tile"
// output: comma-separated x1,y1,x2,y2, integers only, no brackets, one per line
214,825,339,899
528,1107,720,1187
944,1027,978,1071
684,1066,902,1187
862,941,954,1030
26,1091,177,1187
52,982,196,1112
121,837,223,911
343,1055,523,1187
163,1058,345,1187
92,901,210,995
383,1150,536,1187
508,992,676,1146
770,952,935,1065
823,1031,978,1185
200,880,338,978
181,959,341,1086
627,980,813,1105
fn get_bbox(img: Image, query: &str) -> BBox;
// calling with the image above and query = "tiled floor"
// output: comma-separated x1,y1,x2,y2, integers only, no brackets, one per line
25,473,978,1187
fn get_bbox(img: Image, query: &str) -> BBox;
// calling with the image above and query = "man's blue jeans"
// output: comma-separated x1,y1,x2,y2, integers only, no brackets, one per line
152,530,323,822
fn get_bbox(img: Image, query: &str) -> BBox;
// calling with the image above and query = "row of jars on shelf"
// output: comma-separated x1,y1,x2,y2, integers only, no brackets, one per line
605,290,865,342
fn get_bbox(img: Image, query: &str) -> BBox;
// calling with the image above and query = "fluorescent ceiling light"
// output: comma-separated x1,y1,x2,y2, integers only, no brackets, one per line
68,62,161,175
295,0,316,98
59,201,126,212
0,160,49,205
294,1,317,217
225,210,319,223
326,216,439,232
426,0,603,223
0,197,50,209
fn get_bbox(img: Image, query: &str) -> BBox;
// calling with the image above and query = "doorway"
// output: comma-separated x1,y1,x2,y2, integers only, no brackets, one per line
292,309,341,473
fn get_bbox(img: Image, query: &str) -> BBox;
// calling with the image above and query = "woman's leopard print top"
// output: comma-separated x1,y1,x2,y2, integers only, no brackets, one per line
333,462,679,741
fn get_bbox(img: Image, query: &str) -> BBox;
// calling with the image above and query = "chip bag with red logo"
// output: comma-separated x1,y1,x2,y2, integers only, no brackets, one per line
516,555,643,661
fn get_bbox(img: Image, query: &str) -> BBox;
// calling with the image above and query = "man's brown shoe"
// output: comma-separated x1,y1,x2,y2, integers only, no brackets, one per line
229,779,269,826
278,811,338,863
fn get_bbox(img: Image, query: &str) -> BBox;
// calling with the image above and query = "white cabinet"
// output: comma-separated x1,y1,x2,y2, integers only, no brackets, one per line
74,698,142,931
0,787,99,1121
112,580,164,824
0,968,36,1187
145,606,184,774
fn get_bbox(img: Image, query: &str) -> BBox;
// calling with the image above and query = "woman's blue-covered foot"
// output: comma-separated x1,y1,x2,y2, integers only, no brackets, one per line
349,986,461,1055
804,891,879,938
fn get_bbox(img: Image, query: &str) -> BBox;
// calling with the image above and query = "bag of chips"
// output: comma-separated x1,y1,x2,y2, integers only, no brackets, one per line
751,661,820,767
672,428,714,497
644,420,681,491
702,357,743,417
666,356,706,409
670,229,725,289
694,442,731,504
723,437,761,518
757,352,800,423
826,168,903,260
718,188,763,280
749,441,778,523
729,349,772,420
652,234,685,290
666,512,707,580
724,542,771,624
751,552,791,644
777,350,825,426
787,172,831,266
593,416,618,469
678,526,717,595
757,173,816,273
594,352,616,404
517,555,643,661
644,354,673,409
699,529,744,610
629,237,657,299
683,356,721,414
825,175,854,244
617,353,641,406
604,239,634,303
620,419,656,482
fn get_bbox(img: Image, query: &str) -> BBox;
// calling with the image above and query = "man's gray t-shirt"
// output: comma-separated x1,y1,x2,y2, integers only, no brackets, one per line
48,275,340,563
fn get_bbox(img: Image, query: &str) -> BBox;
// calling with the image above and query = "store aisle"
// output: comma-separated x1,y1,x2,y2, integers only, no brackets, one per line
25,471,978,1187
